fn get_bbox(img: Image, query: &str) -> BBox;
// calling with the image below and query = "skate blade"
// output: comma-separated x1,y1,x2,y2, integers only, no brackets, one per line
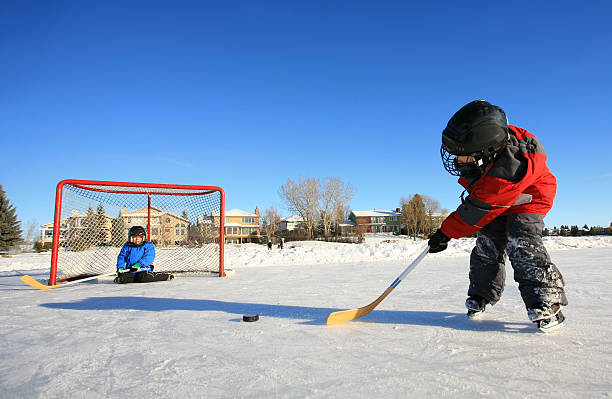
537,319,566,333
467,310,484,320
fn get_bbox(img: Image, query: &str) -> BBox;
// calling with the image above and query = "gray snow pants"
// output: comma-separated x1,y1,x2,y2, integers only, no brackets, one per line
468,213,568,309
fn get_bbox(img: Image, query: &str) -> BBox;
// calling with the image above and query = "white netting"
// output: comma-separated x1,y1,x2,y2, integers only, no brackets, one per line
52,182,223,280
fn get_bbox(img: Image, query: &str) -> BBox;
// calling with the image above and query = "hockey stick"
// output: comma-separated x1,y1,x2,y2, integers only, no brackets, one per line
326,246,429,325
20,272,117,290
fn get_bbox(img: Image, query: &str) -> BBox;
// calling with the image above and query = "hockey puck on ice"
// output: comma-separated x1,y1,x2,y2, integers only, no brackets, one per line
243,315,259,322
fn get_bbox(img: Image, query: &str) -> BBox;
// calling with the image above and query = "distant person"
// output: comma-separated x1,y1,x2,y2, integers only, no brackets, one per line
427,100,567,332
267,240,272,250
115,226,173,283
280,237,284,250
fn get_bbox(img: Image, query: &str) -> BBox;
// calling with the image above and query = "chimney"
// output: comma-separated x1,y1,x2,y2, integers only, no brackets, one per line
395,208,400,213
254,206,260,216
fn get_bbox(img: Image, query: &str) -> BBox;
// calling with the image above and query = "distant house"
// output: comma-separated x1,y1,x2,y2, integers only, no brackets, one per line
212,207,261,244
41,207,192,247
120,207,190,246
40,221,68,244
337,220,357,236
279,215,305,232
349,209,402,234
63,209,114,244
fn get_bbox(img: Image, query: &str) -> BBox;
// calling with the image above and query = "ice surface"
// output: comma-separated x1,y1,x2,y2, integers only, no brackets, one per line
1,236,611,398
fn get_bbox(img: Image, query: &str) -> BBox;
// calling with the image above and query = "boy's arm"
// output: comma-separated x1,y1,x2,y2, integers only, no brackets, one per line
441,176,532,239
116,245,129,270
136,243,156,268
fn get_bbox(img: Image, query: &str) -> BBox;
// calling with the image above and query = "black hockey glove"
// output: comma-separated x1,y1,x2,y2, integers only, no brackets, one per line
428,229,450,253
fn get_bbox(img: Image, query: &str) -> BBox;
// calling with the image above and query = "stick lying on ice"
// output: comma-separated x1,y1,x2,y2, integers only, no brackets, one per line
20,272,117,290
326,246,429,325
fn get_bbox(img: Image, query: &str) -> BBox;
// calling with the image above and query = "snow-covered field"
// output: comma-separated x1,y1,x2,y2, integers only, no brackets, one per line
1,236,611,398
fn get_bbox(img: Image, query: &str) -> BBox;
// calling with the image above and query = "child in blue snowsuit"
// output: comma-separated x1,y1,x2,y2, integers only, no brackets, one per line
115,226,172,283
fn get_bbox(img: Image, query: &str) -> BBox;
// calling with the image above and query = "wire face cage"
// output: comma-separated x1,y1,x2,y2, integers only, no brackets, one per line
49,180,225,284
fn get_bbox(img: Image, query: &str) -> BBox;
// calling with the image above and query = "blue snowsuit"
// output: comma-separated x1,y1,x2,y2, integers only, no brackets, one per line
116,241,156,272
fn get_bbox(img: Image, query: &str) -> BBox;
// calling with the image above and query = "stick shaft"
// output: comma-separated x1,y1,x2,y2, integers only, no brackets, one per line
60,272,117,286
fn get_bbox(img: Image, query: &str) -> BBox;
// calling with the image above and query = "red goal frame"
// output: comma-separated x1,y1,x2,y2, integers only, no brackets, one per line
49,179,225,285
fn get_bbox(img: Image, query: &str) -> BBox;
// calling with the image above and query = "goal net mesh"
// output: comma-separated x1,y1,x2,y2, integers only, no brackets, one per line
52,182,224,281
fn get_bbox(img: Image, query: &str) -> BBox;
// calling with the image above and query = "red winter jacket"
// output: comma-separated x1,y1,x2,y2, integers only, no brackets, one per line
440,125,557,239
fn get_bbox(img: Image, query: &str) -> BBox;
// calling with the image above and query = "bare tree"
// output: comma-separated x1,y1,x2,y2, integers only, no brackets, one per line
401,194,427,240
24,219,39,244
332,179,355,234
278,177,320,239
261,206,281,243
421,195,442,236
319,178,355,237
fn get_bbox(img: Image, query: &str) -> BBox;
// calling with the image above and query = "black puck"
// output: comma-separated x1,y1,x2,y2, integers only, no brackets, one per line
243,314,259,322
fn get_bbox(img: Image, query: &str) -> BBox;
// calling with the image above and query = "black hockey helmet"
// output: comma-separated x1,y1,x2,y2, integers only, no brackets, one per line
128,225,146,246
441,100,510,177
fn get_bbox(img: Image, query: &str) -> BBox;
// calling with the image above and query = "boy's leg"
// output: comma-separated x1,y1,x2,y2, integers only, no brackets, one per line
506,213,568,309
114,272,136,284
468,215,508,305
134,271,174,283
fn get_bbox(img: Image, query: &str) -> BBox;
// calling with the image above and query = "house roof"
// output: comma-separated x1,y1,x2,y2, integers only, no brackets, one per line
280,215,304,222
213,209,259,217
352,210,400,217
338,220,357,227
120,207,190,223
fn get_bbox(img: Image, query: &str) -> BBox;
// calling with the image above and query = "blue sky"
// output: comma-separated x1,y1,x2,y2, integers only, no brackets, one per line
1,1,611,230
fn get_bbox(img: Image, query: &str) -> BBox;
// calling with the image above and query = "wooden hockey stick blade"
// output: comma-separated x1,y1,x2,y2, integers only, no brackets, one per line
326,285,395,325
326,246,429,325
20,275,60,290
20,272,116,290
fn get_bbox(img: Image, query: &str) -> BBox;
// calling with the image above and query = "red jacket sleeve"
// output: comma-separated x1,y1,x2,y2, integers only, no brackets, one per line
440,176,529,239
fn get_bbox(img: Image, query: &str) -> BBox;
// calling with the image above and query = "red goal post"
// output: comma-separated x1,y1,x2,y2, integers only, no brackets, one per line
49,180,225,285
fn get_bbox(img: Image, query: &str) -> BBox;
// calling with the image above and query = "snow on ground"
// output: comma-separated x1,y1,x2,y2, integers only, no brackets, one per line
1,236,611,398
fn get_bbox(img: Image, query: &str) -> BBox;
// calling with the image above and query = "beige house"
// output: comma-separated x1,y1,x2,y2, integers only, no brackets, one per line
40,221,66,244
212,207,261,244
42,206,262,247
59,209,114,244
120,207,190,246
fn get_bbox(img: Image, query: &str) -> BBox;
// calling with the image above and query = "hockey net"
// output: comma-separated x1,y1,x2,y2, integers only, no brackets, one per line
49,180,225,284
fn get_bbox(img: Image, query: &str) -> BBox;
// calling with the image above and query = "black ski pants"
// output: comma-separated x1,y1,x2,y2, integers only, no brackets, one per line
115,271,173,284
468,213,568,309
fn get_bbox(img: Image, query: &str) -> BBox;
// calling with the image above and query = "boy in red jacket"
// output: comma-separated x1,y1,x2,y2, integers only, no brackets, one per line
428,100,567,332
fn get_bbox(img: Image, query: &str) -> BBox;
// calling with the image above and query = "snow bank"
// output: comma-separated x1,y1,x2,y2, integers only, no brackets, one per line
224,235,612,269
2,236,611,274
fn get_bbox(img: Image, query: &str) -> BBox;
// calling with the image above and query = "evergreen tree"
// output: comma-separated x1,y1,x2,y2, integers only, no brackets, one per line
95,204,108,245
110,214,126,246
0,185,23,251
68,206,97,251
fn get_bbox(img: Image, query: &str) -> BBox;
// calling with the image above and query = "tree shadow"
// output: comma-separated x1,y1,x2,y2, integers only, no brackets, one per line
40,296,533,333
